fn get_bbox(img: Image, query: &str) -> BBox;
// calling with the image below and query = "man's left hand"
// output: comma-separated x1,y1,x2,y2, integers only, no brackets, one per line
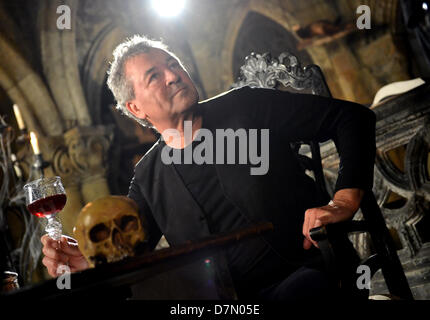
302,188,364,250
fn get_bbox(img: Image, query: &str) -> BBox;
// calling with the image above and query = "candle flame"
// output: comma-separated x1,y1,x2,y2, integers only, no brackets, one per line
30,131,41,155
13,104,26,130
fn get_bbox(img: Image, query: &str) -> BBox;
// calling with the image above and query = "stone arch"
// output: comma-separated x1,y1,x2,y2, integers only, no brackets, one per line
232,11,313,80
38,0,91,129
80,24,128,124
0,33,63,136
221,0,304,86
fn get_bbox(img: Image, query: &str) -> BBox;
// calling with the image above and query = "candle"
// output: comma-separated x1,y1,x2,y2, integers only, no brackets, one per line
13,104,26,130
30,131,41,155
10,154,22,178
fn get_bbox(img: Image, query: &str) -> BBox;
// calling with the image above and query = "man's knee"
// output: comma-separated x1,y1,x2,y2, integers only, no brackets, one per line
258,266,338,301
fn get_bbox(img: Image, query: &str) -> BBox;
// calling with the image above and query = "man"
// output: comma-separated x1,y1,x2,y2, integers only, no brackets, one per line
41,35,376,300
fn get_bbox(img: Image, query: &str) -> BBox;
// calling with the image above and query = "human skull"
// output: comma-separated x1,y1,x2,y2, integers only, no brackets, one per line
74,196,147,267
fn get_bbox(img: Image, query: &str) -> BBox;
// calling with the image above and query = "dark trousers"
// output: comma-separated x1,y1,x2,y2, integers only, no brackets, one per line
253,239,360,301
256,265,339,301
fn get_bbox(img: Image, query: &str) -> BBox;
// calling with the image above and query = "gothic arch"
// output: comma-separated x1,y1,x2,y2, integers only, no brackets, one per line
232,11,312,80
221,0,303,85
80,24,128,125
0,33,63,136
38,0,91,129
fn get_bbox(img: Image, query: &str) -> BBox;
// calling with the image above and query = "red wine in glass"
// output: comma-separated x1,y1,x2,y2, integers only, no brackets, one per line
27,194,67,218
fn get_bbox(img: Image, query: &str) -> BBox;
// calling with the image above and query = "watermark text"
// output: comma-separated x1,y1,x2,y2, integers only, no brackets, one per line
160,121,270,175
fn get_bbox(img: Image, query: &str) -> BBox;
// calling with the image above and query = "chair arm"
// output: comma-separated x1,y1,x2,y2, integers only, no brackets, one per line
309,220,370,292
309,225,328,242
309,220,369,241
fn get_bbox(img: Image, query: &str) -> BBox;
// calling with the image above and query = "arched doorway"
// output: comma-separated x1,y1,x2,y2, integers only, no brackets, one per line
232,11,312,80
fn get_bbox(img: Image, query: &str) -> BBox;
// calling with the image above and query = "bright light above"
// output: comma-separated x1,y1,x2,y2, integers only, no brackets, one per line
151,0,186,17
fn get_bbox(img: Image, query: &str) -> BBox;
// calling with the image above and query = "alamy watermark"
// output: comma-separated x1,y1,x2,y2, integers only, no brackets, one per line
356,5,371,30
356,264,371,290
56,264,71,290
160,121,270,175
57,5,71,30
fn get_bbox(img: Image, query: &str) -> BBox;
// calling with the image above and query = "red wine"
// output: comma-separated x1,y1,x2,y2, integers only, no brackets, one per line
27,194,67,218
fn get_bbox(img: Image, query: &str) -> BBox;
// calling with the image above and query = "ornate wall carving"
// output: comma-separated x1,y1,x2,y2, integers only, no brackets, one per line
46,126,113,233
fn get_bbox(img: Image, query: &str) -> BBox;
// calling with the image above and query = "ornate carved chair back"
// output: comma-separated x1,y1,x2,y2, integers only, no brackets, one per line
232,52,331,201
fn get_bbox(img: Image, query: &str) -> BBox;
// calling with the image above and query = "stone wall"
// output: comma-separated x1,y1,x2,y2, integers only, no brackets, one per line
0,0,425,288
181,0,412,103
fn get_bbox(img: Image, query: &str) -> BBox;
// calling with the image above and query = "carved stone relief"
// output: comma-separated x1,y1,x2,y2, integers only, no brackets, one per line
43,126,114,234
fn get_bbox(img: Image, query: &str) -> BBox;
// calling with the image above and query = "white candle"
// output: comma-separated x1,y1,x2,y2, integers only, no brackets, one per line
10,154,22,178
30,131,41,155
13,104,26,130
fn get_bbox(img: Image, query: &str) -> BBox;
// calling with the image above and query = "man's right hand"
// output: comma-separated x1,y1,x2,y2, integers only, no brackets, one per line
41,235,89,277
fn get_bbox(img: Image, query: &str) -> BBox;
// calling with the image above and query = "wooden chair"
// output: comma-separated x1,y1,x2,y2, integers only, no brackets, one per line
232,52,414,300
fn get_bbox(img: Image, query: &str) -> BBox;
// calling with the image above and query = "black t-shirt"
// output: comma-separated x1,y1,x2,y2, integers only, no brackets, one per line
169,130,310,294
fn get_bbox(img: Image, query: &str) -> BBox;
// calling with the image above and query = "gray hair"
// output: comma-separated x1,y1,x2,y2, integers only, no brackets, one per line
106,35,177,128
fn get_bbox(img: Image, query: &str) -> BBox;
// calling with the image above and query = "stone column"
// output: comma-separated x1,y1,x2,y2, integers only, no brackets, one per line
48,125,113,235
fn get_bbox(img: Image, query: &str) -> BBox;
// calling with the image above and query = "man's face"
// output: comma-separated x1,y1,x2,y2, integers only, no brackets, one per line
125,48,199,127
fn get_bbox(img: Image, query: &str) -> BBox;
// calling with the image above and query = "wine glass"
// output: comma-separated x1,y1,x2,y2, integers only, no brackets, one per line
24,176,67,242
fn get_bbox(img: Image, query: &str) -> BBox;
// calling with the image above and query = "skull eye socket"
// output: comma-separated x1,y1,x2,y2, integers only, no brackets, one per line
115,215,139,232
89,223,110,242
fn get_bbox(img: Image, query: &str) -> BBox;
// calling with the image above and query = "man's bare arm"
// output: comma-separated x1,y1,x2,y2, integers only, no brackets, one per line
302,188,364,250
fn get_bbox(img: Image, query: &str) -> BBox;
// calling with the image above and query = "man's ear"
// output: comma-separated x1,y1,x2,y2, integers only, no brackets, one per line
126,101,147,120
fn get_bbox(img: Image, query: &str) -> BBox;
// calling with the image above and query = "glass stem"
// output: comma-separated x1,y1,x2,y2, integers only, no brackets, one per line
45,214,62,241
46,215,69,275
